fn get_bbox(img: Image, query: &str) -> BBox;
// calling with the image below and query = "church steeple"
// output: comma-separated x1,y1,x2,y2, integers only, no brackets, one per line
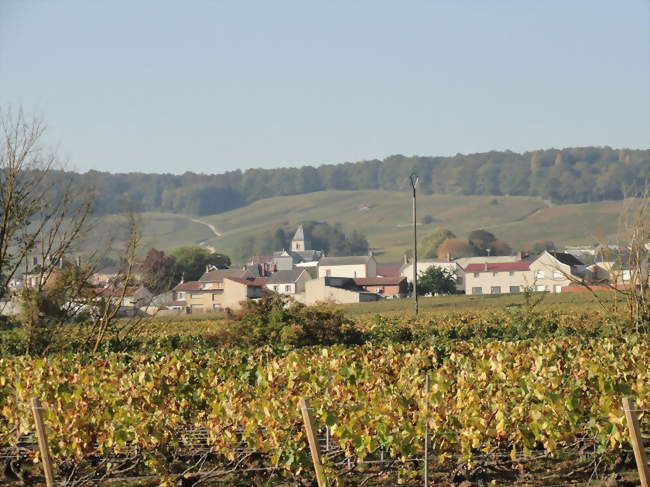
291,225,310,251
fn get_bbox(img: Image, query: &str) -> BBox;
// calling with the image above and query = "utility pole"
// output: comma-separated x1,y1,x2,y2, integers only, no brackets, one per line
409,174,419,315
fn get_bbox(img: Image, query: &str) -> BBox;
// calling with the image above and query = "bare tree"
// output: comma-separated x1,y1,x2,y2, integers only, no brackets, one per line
82,211,152,353
0,108,93,296
559,185,650,331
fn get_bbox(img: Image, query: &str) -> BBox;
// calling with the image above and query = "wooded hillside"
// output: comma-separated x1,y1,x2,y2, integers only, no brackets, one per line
69,147,649,215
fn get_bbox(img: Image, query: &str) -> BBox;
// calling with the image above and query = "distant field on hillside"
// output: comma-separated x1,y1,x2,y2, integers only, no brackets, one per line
82,212,214,257
197,191,631,262
90,191,633,262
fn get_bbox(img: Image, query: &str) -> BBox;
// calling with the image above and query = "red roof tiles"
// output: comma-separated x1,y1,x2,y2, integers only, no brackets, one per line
464,261,530,272
354,276,406,286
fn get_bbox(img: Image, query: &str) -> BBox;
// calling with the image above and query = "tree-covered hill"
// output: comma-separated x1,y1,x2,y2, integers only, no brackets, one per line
72,147,649,216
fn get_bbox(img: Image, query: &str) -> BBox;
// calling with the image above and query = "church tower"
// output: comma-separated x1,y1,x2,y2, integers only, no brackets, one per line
291,225,310,252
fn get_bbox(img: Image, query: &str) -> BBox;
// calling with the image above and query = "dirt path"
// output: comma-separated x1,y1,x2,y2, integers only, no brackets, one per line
190,218,222,253
191,218,222,237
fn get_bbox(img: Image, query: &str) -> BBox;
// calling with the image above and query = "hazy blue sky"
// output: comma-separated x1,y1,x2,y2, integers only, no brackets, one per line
1,1,648,174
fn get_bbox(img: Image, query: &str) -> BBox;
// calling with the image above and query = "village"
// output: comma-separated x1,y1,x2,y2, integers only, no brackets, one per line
2,223,640,318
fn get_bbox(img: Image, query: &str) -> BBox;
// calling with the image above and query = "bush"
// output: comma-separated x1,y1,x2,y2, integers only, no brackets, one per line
226,294,365,348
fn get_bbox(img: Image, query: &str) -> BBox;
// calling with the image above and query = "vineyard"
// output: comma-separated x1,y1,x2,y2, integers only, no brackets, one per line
1,308,649,486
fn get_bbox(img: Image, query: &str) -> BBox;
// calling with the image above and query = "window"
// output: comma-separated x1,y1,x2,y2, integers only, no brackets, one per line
552,270,563,279
326,269,331,277
472,287,482,295
490,286,501,294
284,284,291,292
622,270,631,281
535,285,546,292
535,270,545,279
353,271,357,278
553,285,562,293
492,272,497,277
509,286,520,293
473,272,479,278
295,243,301,250
509,271,515,276
273,285,279,291
177,292,185,299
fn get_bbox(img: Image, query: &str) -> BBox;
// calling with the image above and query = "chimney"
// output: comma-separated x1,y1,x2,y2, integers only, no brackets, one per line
484,262,488,272
403,254,408,264
368,250,373,257
180,272,185,284
447,252,451,262
205,265,209,273
516,251,523,260
77,255,81,267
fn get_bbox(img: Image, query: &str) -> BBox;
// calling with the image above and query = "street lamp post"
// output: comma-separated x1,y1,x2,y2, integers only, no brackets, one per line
409,174,419,315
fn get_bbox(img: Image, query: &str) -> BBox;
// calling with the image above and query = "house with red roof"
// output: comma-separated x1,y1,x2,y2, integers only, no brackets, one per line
463,261,532,295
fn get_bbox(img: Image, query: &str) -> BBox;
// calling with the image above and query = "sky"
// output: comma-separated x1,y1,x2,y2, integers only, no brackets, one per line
1,1,649,175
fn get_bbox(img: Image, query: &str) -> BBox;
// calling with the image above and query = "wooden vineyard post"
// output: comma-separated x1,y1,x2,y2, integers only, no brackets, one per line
299,397,328,487
424,374,429,487
31,397,56,487
622,397,649,487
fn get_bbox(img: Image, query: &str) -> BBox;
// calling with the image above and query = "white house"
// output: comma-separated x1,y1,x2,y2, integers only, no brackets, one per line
529,250,586,293
265,269,311,295
401,256,519,293
463,261,533,295
296,277,381,305
318,255,377,279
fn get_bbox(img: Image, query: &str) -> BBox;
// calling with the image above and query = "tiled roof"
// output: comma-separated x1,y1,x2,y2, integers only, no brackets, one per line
354,276,406,286
166,300,187,307
93,286,142,298
173,281,202,292
267,269,307,284
464,261,530,272
376,263,402,277
225,277,268,287
199,268,250,282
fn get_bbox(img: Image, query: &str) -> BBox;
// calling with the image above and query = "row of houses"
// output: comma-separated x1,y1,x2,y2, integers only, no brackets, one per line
165,263,404,313
160,225,648,314
4,225,645,317
160,250,604,314
404,249,643,295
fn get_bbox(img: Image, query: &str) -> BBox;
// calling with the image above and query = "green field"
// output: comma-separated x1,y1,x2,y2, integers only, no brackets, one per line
337,289,614,316
197,191,632,262
91,191,633,262
80,212,215,257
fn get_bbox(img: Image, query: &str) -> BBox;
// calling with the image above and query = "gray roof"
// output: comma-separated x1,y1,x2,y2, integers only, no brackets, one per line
266,269,307,284
319,256,372,266
293,225,305,241
549,251,584,267
199,268,251,282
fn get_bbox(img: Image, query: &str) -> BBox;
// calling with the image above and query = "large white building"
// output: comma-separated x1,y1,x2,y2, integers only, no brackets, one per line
318,255,377,279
